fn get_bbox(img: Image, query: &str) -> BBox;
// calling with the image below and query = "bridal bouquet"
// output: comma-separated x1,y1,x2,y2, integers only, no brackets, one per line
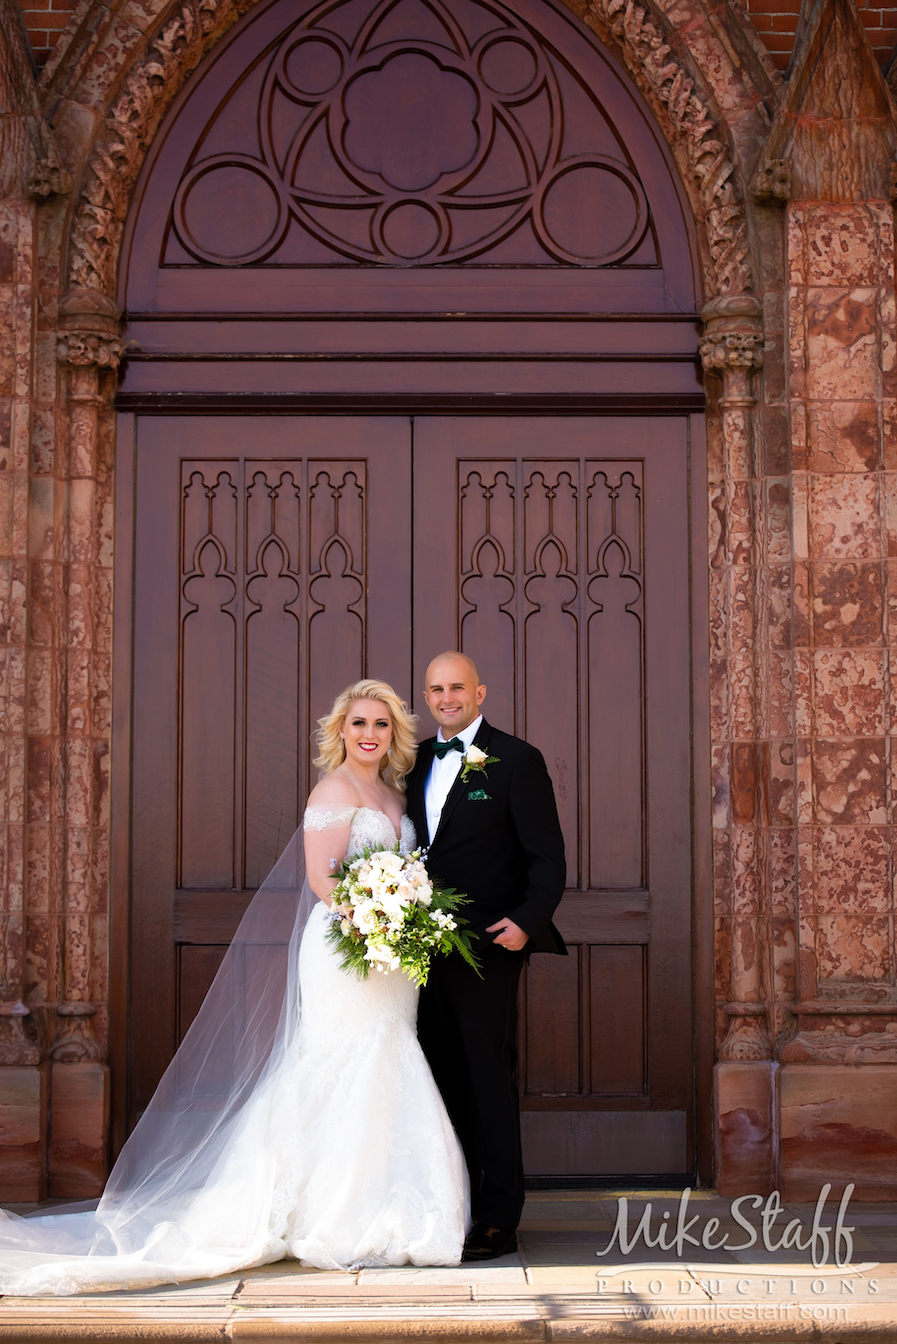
326,847,481,986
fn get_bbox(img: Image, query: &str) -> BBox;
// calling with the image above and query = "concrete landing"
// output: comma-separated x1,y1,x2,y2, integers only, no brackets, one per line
2,1190,897,1340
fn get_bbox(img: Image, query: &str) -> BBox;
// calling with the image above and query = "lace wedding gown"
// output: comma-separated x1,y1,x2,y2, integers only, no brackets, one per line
0,807,468,1296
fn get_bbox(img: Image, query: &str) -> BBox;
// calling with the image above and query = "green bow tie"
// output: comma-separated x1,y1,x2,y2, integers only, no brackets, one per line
433,737,464,759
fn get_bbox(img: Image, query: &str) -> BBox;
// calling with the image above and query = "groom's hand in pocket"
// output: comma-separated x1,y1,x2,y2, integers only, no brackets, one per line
486,917,529,952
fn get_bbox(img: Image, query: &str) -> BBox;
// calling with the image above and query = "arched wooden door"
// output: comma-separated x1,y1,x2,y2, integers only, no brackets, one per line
113,0,709,1179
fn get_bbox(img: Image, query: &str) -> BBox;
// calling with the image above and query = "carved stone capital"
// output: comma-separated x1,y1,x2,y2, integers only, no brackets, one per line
751,158,791,204
57,291,123,369
700,294,765,376
0,1001,41,1066
50,1002,102,1063
719,1003,773,1061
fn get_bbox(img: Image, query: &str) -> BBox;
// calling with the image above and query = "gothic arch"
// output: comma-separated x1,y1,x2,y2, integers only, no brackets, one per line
39,0,773,308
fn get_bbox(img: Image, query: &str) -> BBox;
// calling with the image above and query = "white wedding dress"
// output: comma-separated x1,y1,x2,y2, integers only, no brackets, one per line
0,807,468,1296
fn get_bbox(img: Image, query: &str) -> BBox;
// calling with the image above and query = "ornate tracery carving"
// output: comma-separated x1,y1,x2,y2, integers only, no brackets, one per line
63,0,755,297
169,0,650,267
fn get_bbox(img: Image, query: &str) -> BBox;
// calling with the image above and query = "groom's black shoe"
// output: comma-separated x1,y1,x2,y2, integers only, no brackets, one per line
462,1224,518,1262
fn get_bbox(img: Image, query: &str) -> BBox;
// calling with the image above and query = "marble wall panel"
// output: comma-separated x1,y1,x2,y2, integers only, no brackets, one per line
710,655,728,742
813,739,887,824
48,1063,109,1198
796,738,813,825
731,742,758,824
809,473,880,559
767,739,795,826
804,204,878,286
766,651,793,738
770,827,797,1008
884,399,897,473
879,286,896,400
813,826,890,912
4,735,24,826
810,561,884,646
789,399,807,472
711,744,730,830
793,649,811,736
788,283,808,399
780,1065,897,1201
709,568,727,658
0,1066,48,1200
765,480,791,564
791,471,808,561
805,287,878,401
762,405,790,476
887,560,897,640
0,914,23,998
715,1062,778,1197
812,649,886,736
728,566,756,651
765,564,793,648
816,913,890,982
808,401,880,473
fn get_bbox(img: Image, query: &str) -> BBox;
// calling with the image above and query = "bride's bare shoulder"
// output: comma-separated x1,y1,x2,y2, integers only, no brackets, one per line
306,769,361,810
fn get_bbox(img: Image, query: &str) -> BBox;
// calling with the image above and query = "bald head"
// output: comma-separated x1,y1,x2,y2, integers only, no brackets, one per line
423,651,486,736
426,651,480,685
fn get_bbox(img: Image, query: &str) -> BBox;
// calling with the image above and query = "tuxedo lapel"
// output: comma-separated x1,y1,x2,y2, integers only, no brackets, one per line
431,720,494,846
409,740,434,835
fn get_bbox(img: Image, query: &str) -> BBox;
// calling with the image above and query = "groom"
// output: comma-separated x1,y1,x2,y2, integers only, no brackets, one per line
408,651,566,1262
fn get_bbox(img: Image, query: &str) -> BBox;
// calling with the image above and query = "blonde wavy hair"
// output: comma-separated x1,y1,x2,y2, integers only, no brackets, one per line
313,679,418,791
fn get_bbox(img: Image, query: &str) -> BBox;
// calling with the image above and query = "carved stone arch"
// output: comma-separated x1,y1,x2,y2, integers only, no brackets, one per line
23,0,779,1181
40,0,770,309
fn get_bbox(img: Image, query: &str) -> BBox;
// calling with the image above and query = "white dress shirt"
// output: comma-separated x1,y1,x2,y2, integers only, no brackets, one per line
424,715,483,844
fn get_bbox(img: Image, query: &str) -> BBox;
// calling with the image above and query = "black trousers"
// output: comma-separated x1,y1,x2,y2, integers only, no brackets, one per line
418,941,526,1231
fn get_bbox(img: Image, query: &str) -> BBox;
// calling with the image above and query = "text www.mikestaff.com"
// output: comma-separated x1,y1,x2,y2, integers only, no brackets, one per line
621,1304,848,1322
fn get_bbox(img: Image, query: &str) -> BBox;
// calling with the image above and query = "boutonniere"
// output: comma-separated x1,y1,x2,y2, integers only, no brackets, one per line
460,744,500,784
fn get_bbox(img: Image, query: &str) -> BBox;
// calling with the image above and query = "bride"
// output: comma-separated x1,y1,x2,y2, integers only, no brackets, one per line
0,680,468,1296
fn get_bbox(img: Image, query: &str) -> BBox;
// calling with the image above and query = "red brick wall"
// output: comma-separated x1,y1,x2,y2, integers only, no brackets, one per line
10,3,897,113
743,0,897,67
14,0,897,69
18,0,78,67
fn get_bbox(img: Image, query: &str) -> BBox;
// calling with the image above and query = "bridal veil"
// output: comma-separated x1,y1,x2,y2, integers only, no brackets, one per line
0,826,317,1294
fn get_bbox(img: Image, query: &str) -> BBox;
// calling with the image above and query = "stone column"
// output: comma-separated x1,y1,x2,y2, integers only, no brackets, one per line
746,0,897,1200
775,195,897,1199
45,291,121,1196
702,295,779,1194
0,0,71,1199
0,192,48,1200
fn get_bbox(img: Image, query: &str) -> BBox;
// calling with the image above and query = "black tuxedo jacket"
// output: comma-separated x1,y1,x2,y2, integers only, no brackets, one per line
406,720,567,955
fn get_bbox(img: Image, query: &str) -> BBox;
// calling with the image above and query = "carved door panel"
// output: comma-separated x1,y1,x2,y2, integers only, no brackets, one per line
128,415,411,1123
413,416,693,1177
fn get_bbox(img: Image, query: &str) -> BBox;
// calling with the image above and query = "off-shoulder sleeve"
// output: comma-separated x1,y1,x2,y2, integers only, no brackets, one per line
303,805,358,831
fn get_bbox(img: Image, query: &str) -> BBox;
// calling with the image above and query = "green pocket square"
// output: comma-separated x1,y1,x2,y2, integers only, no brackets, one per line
467,789,490,801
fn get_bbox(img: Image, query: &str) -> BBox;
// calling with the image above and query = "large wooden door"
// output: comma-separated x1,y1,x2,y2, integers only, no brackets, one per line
413,417,694,1177
124,409,695,1175
126,415,411,1122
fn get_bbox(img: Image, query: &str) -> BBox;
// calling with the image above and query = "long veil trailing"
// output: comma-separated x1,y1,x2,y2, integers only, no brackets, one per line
0,826,318,1295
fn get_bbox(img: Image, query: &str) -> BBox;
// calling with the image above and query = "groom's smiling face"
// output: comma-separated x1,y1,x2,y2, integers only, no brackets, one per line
423,654,486,737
